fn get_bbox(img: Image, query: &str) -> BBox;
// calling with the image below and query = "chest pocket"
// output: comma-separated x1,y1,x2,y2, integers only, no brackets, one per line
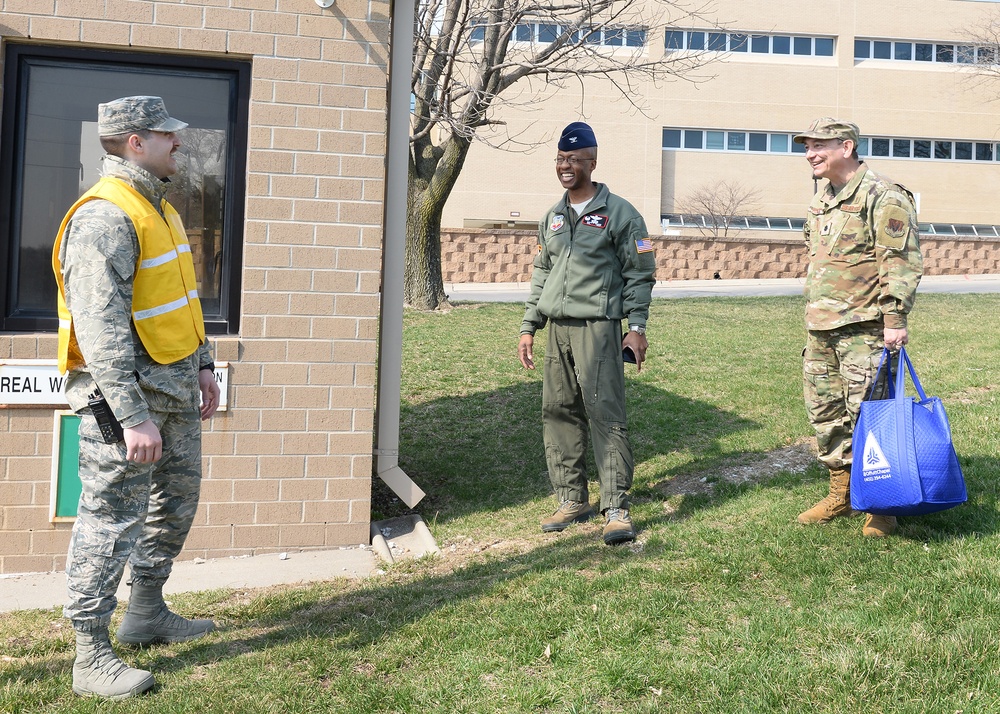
827,203,872,263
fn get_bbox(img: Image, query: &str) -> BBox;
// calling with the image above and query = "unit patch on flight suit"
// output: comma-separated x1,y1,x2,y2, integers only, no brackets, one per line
582,213,608,229
550,214,565,231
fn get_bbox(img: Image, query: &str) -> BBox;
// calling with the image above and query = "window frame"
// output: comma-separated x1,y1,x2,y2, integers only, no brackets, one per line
0,43,249,334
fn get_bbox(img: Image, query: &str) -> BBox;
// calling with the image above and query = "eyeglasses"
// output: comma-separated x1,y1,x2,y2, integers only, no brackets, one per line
554,156,592,166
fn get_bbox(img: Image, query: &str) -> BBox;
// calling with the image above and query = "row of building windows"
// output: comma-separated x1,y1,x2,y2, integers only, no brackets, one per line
470,22,645,47
665,30,835,57
662,214,1000,238
663,128,1000,164
854,38,992,64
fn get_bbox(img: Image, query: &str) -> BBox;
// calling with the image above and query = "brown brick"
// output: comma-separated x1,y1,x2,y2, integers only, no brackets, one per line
275,35,323,60
209,456,259,479
353,409,375,432
234,432,283,455
81,20,131,44
243,290,291,314
207,502,255,525
250,10,299,35
356,363,377,387
308,407,359,439
323,523,368,547
279,478,326,501
239,340,288,363
294,153,344,178
312,269,360,291
255,57,299,81
233,479,280,502
212,408,262,433
265,269,313,291
154,2,203,26
205,6,251,30
4,554,58,574
247,150,294,174
183,525,232,550
256,501,302,524
272,175,318,198
199,478,234,502
263,316,312,338
261,363,309,385
246,197,294,221
5,457,50,481
289,292,335,316
283,387,330,409
232,386,283,408
202,432,236,456
308,364,355,387
327,478,371,500
0,530,31,556
329,431,374,455
274,81,320,105
31,528,72,553
311,317,359,341
3,506,50,530
283,340,332,362
278,524,326,547
305,455,352,478
0,482,34,507
335,293,380,317
233,524,279,548
303,500,349,523
260,455,306,479
322,39,369,64
260,408,307,432
28,15,81,39
281,432,329,455
332,340,377,364
296,105,343,130
350,455,373,479
227,30,276,55
266,222,315,245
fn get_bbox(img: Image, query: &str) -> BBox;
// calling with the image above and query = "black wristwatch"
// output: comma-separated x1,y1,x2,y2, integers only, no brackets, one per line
200,362,216,372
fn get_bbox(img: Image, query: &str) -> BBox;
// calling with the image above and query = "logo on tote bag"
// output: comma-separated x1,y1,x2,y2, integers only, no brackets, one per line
861,431,891,481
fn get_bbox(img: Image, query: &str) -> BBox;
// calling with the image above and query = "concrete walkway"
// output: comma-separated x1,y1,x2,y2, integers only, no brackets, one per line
0,547,378,614
446,273,1000,303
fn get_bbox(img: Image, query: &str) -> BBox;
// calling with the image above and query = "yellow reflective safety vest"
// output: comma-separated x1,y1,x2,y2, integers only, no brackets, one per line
52,177,206,373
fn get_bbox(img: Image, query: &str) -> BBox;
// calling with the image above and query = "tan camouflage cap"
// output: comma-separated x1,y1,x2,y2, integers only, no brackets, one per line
97,96,188,137
793,117,860,145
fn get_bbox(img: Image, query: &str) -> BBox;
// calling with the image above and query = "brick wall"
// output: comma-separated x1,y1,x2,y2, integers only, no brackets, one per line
0,0,388,574
441,229,1000,283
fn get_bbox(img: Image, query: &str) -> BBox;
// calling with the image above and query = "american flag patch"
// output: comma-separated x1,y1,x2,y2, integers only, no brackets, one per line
635,238,653,253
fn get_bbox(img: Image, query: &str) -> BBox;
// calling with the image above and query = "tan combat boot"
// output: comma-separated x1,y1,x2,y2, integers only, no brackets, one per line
863,513,897,537
540,499,595,532
797,467,854,524
72,629,154,699
116,582,215,646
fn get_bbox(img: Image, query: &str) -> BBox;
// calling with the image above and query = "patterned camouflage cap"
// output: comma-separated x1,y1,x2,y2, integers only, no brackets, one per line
97,96,188,137
793,117,860,145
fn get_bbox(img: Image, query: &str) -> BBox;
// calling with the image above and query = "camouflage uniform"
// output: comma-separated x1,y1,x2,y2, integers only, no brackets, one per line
58,154,212,633
803,162,923,470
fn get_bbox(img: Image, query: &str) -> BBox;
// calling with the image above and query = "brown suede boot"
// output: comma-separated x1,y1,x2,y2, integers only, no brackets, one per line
797,467,854,524
863,513,897,537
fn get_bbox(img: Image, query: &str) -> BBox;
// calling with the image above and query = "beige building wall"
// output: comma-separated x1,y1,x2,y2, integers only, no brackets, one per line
443,0,1000,232
0,0,389,574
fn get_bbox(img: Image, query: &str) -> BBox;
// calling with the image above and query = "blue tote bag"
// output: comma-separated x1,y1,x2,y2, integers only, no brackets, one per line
850,347,967,517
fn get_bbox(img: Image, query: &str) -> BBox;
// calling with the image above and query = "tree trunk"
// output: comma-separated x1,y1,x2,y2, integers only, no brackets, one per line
404,178,448,310
404,135,471,310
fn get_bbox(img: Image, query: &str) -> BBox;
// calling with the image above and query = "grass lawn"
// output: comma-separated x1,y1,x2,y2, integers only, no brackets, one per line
4,293,1000,713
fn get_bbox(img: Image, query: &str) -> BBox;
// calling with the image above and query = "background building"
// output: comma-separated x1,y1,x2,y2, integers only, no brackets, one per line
443,0,1000,241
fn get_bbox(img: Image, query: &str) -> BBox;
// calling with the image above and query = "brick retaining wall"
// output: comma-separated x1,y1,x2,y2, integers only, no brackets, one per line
441,228,1000,282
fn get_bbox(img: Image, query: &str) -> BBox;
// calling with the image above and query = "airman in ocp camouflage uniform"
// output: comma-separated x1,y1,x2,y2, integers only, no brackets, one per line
794,118,923,538
51,96,221,700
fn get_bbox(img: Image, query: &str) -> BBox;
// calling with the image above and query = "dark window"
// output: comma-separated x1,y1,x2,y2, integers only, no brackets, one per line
688,31,706,50
977,142,994,161
748,133,767,151
662,129,681,148
585,28,602,44
730,33,748,52
770,134,788,152
772,36,790,54
957,46,975,64
684,130,704,149
626,30,646,47
892,139,911,158
931,224,956,235
791,140,806,154
913,140,931,158
728,132,746,150
793,36,811,55
751,35,769,53
953,224,975,235
855,40,871,59
538,24,559,43
871,138,890,156
0,44,249,333
515,24,532,42
955,141,972,160
471,22,486,42
790,218,806,230
604,28,624,46
915,43,933,61
974,225,998,237
747,217,769,229
978,47,995,64
894,42,912,60
665,30,685,49
934,141,952,159
936,44,954,63
873,41,891,59
815,38,834,56
708,32,727,51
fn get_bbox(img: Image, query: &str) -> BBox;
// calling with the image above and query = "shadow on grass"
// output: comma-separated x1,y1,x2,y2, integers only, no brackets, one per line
387,380,761,523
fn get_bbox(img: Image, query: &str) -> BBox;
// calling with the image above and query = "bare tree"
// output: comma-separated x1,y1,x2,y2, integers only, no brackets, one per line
955,12,1000,96
677,179,761,238
407,0,720,310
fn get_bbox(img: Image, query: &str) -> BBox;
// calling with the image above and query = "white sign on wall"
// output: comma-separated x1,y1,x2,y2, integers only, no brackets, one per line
0,359,228,411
